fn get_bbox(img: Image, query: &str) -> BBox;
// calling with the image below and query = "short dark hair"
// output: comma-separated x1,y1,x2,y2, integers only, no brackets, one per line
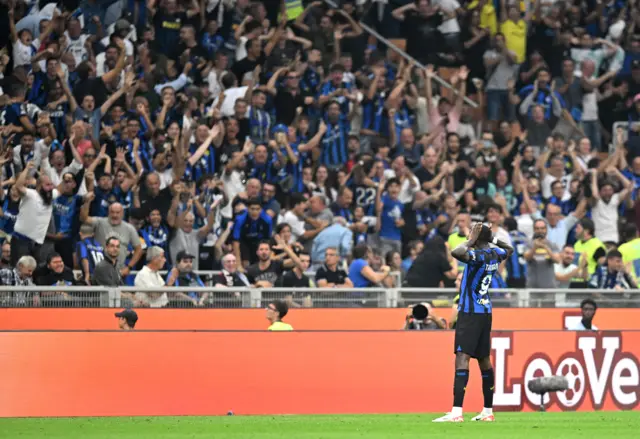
579,218,595,236
247,198,262,208
352,244,370,260
580,298,597,311
272,300,289,319
478,224,493,243
105,235,120,247
46,252,62,264
290,193,307,207
607,249,623,260
258,239,272,248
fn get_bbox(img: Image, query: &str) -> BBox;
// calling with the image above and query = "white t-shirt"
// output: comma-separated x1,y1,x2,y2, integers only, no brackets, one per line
434,0,461,34
64,33,91,66
516,215,534,241
282,211,306,242
236,36,249,61
592,193,620,243
14,188,60,244
213,86,249,117
554,262,577,290
13,39,35,68
542,173,572,200
221,169,245,218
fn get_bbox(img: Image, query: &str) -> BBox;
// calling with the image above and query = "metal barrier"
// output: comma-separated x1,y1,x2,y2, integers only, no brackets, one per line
1,286,640,308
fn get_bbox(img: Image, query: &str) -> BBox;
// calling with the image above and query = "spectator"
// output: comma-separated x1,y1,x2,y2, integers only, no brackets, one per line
315,247,353,290
0,241,12,269
232,198,273,267
166,251,206,308
555,245,588,294
589,250,637,291
376,177,405,256
92,235,123,287
80,200,143,277
10,162,56,266
246,238,303,288
0,255,37,307
132,246,167,308
574,218,607,279
524,219,561,298
75,224,105,285
348,244,391,288
310,216,353,270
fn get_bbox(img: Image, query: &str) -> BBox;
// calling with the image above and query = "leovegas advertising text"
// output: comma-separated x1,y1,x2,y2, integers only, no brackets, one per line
491,331,640,411
1,308,640,330
0,331,638,417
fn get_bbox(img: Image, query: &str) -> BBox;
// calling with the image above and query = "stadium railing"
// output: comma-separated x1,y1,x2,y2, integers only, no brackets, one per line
1,286,639,308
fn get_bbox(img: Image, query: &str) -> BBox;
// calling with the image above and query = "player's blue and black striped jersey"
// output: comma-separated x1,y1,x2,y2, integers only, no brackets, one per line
459,247,509,314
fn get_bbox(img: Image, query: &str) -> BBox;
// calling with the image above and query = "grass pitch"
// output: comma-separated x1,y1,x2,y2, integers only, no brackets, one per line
0,412,637,438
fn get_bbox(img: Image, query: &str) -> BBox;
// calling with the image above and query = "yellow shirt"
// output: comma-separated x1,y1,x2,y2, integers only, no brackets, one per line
501,19,527,63
448,233,467,269
268,321,293,331
574,237,606,276
618,237,640,278
467,1,497,35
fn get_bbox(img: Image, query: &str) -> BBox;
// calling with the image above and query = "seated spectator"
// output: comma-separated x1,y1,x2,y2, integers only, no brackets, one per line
132,246,167,308
348,244,391,288
315,248,353,290
310,216,353,271
166,251,206,308
0,255,37,307
247,238,304,288
34,252,78,306
589,250,637,291
92,235,123,287
0,242,12,269
75,224,104,286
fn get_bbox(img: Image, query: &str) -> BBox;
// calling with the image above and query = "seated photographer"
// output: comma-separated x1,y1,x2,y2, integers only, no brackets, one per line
403,302,447,330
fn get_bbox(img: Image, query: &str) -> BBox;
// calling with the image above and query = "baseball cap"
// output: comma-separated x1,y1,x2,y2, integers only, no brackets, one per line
176,250,195,262
115,309,138,328
114,18,130,32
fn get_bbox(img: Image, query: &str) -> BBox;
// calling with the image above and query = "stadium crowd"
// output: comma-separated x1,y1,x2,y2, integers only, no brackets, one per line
0,0,640,308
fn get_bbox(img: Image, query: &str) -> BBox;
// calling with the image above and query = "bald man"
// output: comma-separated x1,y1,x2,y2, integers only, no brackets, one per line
11,161,57,265
80,200,143,277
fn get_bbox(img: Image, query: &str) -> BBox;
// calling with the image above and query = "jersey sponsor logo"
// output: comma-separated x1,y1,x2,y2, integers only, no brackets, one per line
492,332,640,411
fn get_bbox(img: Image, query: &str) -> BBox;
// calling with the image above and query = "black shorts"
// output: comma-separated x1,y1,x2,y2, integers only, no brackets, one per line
453,313,492,359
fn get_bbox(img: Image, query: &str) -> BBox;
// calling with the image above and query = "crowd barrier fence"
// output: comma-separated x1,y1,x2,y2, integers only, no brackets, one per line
1,285,639,309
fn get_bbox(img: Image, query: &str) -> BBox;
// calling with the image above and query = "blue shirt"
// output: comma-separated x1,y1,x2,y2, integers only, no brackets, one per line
348,258,372,288
361,94,388,137
507,230,528,281
320,120,349,168
53,194,82,236
379,195,404,241
140,225,170,258
518,86,565,120
319,80,353,115
458,247,509,314
76,237,104,275
232,211,273,244
0,196,20,236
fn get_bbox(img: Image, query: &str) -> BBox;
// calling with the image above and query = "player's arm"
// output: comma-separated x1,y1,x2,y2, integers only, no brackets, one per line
493,236,514,258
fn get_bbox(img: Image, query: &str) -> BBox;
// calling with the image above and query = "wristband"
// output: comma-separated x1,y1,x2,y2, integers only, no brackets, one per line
492,237,498,245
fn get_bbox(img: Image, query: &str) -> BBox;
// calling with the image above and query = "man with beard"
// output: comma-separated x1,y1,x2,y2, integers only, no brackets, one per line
92,235,123,287
10,161,57,266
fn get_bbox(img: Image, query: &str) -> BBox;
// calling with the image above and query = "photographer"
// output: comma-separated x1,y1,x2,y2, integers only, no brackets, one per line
524,219,561,305
404,302,447,330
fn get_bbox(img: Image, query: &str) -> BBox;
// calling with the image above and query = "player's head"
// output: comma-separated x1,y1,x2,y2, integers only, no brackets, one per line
475,223,493,246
